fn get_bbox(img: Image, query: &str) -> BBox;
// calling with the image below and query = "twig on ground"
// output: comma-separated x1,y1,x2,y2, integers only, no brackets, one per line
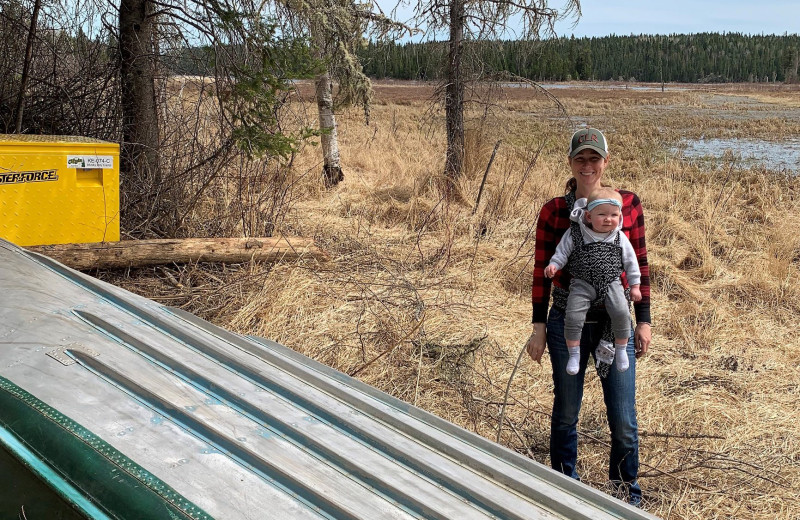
472,140,502,215
496,342,530,443
640,431,725,440
349,310,426,377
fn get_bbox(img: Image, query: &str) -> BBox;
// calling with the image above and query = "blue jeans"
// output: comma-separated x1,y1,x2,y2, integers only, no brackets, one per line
546,306,641,505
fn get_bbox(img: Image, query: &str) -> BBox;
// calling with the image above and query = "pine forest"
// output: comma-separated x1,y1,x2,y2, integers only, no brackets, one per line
358,33,800,83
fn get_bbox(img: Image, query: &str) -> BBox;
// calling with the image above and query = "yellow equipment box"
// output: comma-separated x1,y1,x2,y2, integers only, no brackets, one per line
0,135,120,246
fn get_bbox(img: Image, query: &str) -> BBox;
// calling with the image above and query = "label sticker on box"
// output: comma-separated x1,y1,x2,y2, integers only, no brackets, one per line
67,155,114,169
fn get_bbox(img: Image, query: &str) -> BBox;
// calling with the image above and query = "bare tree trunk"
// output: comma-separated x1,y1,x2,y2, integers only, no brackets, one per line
443,0,465,196
14,0,41,133
119,0,161,188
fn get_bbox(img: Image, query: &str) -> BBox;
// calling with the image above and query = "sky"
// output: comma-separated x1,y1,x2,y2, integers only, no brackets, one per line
553,0,799,38
384,0,799,40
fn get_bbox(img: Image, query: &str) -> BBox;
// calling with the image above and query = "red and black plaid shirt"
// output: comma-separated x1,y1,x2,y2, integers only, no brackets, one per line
532,189,651,324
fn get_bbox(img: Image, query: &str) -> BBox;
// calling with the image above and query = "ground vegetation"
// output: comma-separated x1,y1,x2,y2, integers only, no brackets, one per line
99,80,800,519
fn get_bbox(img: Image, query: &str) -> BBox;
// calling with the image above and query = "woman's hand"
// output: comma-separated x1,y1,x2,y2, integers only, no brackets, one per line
634,322,651,358
526,323,547,363
630,285,642,302
544,265,558,278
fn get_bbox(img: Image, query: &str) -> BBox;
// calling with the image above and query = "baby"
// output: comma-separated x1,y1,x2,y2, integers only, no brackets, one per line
544,187,642,375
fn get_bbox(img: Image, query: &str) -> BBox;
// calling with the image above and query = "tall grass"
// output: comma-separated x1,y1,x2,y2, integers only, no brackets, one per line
103,81,800,519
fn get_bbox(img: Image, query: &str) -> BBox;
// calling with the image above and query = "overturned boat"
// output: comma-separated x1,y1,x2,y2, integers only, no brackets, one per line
0,238,659,519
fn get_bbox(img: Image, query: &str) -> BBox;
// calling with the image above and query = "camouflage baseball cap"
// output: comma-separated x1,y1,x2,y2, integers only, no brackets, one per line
568,128,608,158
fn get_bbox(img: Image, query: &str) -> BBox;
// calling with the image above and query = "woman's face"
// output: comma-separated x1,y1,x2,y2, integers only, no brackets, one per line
568,149,609,193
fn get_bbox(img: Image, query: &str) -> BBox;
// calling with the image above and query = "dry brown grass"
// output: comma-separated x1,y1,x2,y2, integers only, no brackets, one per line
102,80,800,519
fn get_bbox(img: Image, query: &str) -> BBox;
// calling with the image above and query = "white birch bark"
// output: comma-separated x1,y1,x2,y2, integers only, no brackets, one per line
315,68,343,187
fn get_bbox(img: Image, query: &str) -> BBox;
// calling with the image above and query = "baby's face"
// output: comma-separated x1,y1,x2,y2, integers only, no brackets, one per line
585,203,621,233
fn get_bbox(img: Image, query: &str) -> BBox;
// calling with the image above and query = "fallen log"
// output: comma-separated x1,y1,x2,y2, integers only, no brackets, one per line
26,237,327,271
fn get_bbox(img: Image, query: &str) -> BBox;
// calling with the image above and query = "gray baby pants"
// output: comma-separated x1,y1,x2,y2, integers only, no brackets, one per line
564,278,631,343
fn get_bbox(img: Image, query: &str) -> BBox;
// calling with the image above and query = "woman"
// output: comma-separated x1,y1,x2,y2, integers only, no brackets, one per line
525,127,651,506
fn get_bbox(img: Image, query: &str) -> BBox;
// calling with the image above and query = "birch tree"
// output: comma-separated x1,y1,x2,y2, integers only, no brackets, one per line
411,0,580,194
313,38,343,187
278,0,405,187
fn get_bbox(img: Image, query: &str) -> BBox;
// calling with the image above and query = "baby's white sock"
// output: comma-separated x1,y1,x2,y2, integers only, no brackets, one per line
566,346,580,375
615,344,629,372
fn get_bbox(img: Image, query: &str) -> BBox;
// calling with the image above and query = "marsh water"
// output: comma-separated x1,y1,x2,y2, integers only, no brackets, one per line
559,86,800,174
673,93,800,173
676,137,800,173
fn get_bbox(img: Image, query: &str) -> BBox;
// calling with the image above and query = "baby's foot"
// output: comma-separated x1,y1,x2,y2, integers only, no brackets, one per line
566,346,580,375
615,344,629,372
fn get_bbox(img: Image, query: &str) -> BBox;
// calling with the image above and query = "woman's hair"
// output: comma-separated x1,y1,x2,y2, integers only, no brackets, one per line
564,177,611,195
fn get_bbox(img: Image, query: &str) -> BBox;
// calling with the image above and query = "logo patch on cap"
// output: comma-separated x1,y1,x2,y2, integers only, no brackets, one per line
569,128,608,158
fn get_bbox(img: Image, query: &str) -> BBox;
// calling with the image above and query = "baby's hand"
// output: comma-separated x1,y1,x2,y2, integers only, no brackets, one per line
544,265,558,278
630,285,642,302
